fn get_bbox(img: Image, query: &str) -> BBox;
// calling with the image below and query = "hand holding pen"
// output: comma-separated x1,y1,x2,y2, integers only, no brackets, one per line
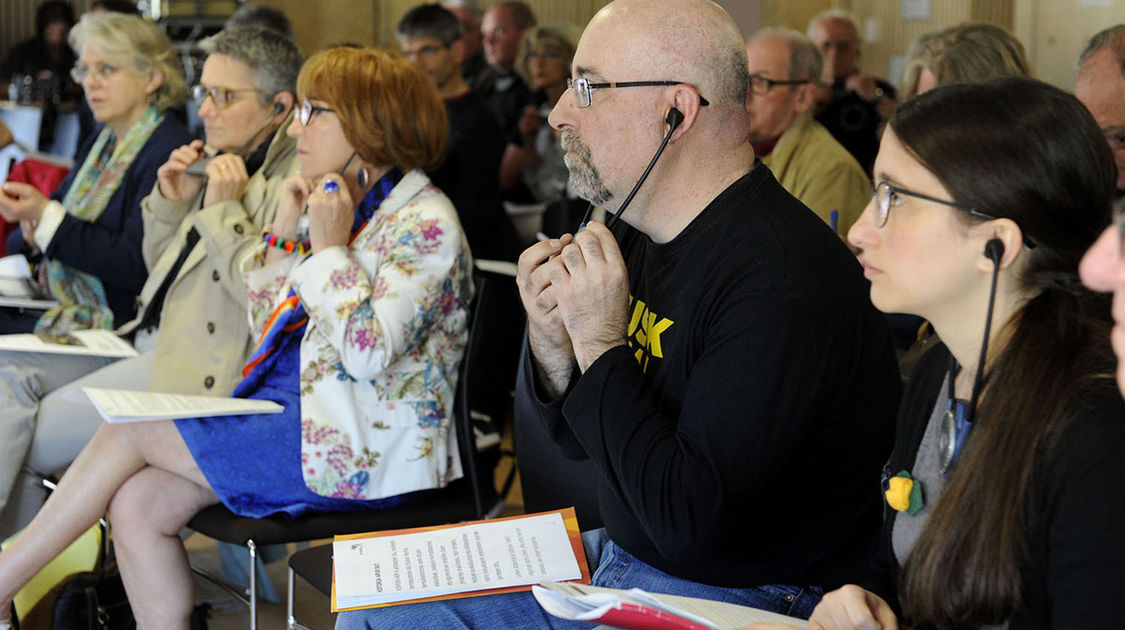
156,140,208,202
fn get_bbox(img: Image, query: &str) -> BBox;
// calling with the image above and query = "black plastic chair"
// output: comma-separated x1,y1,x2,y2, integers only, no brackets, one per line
185,263,523,630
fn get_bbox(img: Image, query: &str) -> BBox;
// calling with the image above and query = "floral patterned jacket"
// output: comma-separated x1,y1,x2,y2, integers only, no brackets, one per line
240,169,473,500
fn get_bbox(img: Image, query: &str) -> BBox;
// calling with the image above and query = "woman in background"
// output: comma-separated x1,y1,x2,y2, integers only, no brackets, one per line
500,24,582,203
900,22,1030,99
0,11,189,334
0,46,470,630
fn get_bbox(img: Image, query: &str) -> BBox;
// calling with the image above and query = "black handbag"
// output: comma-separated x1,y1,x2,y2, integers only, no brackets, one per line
49,568,133,630
43,567,209,630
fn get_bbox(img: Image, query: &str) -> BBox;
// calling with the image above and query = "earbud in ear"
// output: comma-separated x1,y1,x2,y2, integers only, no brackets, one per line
666,108,684,132
273,102,285,115
984,238,1005,266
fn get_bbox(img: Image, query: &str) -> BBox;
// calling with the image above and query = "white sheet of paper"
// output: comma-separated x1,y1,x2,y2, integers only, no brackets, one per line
0,296,58,310
334,512,582,609
0,254,35,298
0,329,137,357
82,388,284,423
0,254,32,279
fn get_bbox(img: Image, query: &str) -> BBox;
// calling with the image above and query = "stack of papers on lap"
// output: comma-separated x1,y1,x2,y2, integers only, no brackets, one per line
0,329,136,357
82,387,284,423
532,582,810,629
332,508,589,611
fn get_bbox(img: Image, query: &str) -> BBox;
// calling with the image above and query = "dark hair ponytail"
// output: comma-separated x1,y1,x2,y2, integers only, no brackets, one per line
891,77,1118,628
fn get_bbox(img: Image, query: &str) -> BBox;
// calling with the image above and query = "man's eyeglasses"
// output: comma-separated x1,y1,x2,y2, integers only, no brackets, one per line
70,62,121,83
566,77,710,109
297,100,334,126
748,73,812,95
191,84,260,109
872,181,995,228
401,43,447,60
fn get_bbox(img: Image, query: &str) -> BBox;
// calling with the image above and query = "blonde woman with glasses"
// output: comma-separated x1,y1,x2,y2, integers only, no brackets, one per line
0,11,189,335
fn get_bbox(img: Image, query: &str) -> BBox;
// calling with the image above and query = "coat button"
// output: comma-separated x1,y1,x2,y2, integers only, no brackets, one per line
204,376,214,388
212,270,220,282
207,322,215,334
234,224,244,235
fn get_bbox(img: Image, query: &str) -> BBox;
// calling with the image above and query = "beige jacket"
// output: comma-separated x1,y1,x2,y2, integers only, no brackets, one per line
120,122,298,396
762,112,871,234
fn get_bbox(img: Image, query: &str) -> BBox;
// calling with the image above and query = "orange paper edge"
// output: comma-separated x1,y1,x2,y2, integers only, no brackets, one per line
331,507,590,612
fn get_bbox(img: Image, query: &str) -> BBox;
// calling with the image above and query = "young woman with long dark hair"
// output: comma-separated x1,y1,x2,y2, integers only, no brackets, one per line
750,77,1125,629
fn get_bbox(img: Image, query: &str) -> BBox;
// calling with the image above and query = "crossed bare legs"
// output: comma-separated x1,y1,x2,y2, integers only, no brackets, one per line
0,420,219,630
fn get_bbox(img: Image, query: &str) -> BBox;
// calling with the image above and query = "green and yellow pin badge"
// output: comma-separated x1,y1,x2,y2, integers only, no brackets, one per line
885,470,923,516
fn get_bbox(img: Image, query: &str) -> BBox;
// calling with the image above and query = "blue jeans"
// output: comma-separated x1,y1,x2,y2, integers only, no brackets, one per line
335,529,822,629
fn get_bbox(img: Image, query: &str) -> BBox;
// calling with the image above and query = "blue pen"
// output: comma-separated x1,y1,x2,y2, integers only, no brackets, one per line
830,209,839,234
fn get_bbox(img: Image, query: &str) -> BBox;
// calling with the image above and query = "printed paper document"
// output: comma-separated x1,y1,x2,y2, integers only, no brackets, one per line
83,388,283,423
0,329,137,357
332,509,588,611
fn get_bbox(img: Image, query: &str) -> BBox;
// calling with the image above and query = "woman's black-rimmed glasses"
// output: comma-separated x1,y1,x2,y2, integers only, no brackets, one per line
297,100,334,126
872,181,995,228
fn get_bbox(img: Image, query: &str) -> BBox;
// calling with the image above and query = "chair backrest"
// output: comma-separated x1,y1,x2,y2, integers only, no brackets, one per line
491,256,604,531
512,350,604,531
455,263,526,516
186,266,518,546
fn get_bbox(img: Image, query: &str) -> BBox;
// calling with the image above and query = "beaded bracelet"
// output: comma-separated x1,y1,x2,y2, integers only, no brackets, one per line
261,230,309,256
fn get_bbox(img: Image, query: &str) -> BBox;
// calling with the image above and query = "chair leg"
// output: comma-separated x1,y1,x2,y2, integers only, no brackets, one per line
247,539,258,630
286,567,315,630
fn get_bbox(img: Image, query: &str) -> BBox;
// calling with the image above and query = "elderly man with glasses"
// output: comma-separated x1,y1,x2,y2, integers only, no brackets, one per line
746,28,870,237
336,1,901,628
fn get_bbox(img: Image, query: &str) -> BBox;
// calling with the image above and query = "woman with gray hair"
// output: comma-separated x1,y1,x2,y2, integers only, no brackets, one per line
0,11,189,334
500,23,583,203
0,26,302,541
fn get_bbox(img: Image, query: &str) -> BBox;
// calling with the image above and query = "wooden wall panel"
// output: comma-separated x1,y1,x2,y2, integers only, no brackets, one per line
762,0,833,35
258,0,379,54
834,0,986,87
970,0,1013,28
1027,0,1123,89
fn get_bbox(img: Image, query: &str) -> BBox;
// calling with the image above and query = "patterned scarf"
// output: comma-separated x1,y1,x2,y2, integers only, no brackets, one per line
240,168,403,381
35,107,164,335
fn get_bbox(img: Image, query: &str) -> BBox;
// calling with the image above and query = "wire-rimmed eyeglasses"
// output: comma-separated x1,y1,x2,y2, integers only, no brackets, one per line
191,84,260,109
872,181,995,228
297,100,334,126
70,62,120,83
748,73,811,95
566,77,710,109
